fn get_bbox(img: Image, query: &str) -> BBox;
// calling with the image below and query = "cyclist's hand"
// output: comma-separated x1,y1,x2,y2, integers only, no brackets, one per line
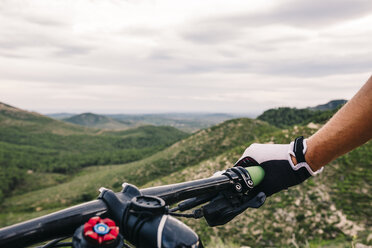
235,137,323,197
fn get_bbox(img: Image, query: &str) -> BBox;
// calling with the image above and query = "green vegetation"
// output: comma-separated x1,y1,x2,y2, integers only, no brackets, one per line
257,107,341,128
0,102,188,201
332,142,372,222
0,118,278,214
142,126,371,247
0,99,370,247
257,99,346,128
0,124,186,171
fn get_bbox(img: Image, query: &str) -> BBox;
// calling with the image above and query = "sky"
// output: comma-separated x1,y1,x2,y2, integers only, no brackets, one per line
0,0,372,116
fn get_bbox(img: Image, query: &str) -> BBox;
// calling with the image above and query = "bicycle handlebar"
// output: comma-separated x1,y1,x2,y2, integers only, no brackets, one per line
0,166,265,248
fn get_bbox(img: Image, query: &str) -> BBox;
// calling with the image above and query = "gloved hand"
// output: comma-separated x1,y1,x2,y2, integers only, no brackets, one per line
235,136,323,197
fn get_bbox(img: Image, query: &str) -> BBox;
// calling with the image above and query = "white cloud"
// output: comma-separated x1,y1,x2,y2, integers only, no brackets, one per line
0,0,371,115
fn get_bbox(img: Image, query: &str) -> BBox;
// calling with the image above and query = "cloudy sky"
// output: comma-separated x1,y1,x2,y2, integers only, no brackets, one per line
1,0,371,116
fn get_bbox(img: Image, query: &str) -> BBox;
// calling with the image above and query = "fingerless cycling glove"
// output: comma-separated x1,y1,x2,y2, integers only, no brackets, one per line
235,136,323,197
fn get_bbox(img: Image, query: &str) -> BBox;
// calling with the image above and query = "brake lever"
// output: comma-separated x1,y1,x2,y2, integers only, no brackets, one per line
202,191,266,227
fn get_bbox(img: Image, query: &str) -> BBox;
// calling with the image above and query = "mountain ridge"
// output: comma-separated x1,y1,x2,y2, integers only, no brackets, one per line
309,99,347,111
51,112,236,132
63,112,136,130
257,99,347,128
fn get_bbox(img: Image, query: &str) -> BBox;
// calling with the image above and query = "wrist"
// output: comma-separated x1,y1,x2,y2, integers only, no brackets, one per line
305,138,324,171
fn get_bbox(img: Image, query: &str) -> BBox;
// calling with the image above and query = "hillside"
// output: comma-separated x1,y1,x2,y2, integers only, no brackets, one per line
1,117,370,247
0,102,188,201
0,102,96,135
257,100,346,128
63,113,137,130
0,103,370,247
309,99,347,111
143,131,371,247
0,118,278,217
141,122,371,247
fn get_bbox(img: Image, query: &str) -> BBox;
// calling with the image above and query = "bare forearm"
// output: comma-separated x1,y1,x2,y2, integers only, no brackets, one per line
305,76,372,171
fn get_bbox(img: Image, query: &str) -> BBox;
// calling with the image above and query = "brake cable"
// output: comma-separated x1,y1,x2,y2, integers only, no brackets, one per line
38,236,70,248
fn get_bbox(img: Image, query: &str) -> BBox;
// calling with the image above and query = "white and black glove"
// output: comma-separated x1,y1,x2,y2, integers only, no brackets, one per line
235,136,323,197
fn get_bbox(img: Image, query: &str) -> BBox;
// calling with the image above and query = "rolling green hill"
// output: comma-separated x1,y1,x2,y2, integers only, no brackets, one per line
0,102,188,201
0,118,278,215
63,113,138,130
257,100,346,128
143,126,371,247
0,101,370,247
0,102,97,135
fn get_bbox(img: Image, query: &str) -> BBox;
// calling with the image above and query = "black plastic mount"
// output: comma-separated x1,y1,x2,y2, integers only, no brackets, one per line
222,166,254,194
98,184,167,225
131,195,166,215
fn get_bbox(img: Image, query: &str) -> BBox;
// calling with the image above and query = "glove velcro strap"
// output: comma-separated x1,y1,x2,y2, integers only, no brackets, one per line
290,137,324,176
294,136,306,163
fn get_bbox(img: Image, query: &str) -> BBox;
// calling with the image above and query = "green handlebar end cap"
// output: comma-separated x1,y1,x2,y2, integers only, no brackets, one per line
244,166,265,186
